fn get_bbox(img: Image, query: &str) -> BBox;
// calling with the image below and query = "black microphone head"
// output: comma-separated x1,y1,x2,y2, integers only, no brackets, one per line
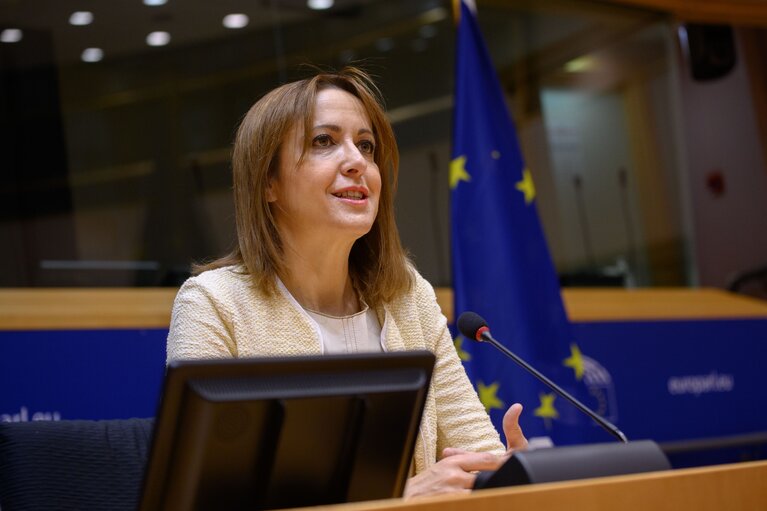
457,311,488,341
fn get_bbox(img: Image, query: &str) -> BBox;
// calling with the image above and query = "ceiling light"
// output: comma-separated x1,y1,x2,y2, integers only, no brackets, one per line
307,0,333,10
146,31,171,47
564,56,596,73
223,14,249,29
69,11,94,26
81,48,103,63
0,28,23,43
143,0,168,5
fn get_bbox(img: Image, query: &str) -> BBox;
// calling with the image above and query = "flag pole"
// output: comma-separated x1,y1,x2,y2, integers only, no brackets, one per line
452,0,460,26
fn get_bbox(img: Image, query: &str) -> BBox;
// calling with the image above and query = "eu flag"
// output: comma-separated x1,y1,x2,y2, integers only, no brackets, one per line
450,0,593,445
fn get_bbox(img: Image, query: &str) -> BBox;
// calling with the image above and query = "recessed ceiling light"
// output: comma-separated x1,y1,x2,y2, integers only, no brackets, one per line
307,0,333,10
143,0,168,6
223,14,249,29
81,48,104,62
564,56,596,73
0,28,23,43
69,11,94,26
146,31,171,47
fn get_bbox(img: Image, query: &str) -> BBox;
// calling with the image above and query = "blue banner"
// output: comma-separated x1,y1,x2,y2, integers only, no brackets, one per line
571,319,767,443
0,329,166,421
1,318,765,465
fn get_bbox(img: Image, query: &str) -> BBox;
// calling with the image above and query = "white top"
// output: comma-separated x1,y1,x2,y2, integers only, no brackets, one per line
304,305,383,354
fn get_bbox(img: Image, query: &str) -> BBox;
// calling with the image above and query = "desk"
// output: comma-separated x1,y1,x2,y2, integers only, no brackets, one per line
285,460,767,511
2,287,766,330
0,288,176,330
1,287,766,449
436,287,767,323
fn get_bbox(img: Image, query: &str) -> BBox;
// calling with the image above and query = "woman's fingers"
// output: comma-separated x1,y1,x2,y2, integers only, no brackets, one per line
440,447,468,458
503,403,529,452
403,451,505,499
451,451,504,472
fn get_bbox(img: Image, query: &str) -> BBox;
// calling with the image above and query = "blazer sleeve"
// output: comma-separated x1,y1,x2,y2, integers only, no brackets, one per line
166,276,238,363
413,275,505,455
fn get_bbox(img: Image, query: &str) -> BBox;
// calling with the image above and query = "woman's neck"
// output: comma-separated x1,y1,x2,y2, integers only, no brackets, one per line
278,234,360,317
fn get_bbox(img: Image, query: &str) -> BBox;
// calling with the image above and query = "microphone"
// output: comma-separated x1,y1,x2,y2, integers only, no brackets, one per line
457,311,628,443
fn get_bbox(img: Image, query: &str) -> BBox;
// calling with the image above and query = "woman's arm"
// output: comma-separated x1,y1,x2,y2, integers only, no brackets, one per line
403,276,527,498
414,276,504,454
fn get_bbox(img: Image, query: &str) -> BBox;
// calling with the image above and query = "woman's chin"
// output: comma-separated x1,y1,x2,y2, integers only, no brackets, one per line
327,213,376,236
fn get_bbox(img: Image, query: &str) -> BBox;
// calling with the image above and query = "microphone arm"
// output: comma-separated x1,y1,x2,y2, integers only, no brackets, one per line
478,330,628,443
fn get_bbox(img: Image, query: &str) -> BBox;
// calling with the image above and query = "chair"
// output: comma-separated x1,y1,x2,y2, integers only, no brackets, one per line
0,418,153,511
728,265,767,301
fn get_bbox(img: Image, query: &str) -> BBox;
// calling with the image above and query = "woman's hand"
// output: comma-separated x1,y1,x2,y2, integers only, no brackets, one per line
404,403,528,499
402,450,503,498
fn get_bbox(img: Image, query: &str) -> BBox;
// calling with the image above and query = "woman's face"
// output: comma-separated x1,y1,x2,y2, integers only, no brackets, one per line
268,87,382,245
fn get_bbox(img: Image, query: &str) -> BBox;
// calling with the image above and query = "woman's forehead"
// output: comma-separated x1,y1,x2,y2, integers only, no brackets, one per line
310,88,372,127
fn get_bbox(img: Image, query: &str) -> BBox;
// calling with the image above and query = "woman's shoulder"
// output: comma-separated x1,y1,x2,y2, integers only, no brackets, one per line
177,265,252,301
189,264,248,284
388,264,437,308
406,264,436,296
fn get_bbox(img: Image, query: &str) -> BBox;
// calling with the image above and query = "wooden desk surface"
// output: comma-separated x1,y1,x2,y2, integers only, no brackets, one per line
1,287,766,330
434,287,767,323
0,288,177,330
284,460,767,511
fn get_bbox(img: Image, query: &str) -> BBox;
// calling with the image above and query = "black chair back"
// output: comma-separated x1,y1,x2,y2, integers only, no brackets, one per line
0,418,153,511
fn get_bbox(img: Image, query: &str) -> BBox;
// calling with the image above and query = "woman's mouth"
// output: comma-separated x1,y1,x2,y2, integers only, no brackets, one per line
333,190,366,200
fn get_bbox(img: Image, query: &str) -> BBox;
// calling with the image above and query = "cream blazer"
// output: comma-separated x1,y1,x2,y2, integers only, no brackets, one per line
167,265,504,474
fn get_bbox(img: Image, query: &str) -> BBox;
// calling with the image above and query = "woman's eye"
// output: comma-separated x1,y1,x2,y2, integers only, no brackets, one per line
358,140,375,154
313,134,333,147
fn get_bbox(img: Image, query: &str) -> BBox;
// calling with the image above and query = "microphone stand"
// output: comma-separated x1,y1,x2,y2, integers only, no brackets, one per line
462,314,670,490
479,330,628,443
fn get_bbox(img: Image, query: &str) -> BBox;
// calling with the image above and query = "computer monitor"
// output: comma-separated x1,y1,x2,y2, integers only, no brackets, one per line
139,351,435,511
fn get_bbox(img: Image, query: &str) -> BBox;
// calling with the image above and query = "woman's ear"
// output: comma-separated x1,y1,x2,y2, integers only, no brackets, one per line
266,178,278,203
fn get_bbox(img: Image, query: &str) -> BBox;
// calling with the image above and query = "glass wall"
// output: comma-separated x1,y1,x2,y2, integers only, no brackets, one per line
0,0,690,287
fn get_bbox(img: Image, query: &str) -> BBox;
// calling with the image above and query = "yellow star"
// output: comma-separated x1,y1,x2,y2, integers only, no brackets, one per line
476,380,504,412
453,335,471,361
534,392,559,419
563,343,585,380
450,155,471,189
515,168,536,204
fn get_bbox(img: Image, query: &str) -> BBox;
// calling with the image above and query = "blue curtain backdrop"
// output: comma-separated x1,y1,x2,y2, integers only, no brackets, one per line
450,0,599,445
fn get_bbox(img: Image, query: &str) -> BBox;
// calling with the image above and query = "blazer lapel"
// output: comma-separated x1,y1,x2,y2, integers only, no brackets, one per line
377,303,407,352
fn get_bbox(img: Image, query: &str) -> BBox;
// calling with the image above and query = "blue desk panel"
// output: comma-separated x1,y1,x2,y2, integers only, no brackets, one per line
0,329,166,421
2,320,765,449
572,319,767,443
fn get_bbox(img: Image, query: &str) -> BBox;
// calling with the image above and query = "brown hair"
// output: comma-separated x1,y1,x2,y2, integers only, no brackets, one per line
196,67,413,305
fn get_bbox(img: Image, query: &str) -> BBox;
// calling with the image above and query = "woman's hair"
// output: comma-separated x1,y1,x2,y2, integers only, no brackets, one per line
196,67,413,304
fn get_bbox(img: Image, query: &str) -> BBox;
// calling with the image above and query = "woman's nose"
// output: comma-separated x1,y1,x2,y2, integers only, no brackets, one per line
340,141,367,175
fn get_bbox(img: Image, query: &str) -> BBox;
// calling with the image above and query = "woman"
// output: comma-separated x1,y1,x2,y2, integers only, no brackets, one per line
167,67,527,497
